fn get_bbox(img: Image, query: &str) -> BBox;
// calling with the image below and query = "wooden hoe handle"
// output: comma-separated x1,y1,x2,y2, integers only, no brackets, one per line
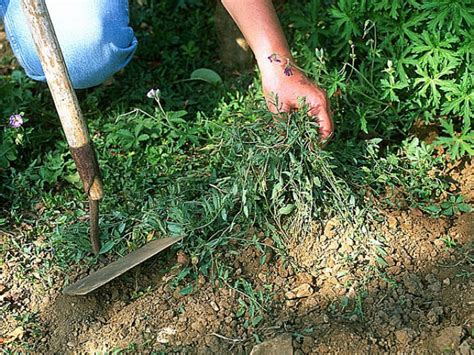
21,0,104,254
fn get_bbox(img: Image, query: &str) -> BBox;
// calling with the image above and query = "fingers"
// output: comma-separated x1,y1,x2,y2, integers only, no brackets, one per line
265,90,334,144
306,92,333,142
265,94,295,115
308,103,333,141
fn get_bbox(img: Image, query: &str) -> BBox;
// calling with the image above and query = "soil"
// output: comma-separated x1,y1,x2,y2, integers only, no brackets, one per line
0,25,18,75
1,159,472,354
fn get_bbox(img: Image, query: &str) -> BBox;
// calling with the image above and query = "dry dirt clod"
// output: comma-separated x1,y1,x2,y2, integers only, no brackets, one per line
286,284,314,299
395,328,416,345
250,333,293,355
176,251,189,266
432,326,464,351
458,338,474,355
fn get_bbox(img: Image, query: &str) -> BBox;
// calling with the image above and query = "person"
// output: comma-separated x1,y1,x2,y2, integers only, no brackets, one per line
0,0,333,140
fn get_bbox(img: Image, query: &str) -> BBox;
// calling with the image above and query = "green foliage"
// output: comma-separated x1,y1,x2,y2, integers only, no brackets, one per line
233,277,272,328
435,118,474,159
425,194,472,216
285,0,473,159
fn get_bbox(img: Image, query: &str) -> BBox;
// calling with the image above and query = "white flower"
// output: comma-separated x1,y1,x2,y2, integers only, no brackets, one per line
147,88,160,99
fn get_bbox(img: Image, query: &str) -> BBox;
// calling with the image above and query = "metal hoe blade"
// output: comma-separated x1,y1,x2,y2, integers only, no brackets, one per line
63,237,183,296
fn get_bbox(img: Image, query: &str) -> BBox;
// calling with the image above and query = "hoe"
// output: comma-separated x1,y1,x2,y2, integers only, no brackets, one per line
22,0,182,295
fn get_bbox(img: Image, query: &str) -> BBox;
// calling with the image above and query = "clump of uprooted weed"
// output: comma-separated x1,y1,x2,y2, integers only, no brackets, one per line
107,105,364,254
205,108,356,241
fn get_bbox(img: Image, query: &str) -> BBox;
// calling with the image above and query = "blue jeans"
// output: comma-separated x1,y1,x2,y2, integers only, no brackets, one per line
0,0,137,89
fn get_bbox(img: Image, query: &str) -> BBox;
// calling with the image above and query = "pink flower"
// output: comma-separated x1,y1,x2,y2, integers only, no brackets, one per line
9,114,23,128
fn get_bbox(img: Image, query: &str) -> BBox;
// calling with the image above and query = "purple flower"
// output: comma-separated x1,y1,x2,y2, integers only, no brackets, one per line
9,114,23,128
283,66,293,76
267,53,281,63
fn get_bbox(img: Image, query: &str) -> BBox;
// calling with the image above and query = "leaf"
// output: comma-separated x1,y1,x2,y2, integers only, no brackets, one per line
179,284,193,296
99,240,116,254
376,256,388,267
64,172,80,184
167,223,183,236
458,203,472,213
252,315,263,326
424,205,441,214
190,68,222,85
278,204,295,215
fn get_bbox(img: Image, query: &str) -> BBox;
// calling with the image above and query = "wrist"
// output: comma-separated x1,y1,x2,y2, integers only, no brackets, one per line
259,52,297,82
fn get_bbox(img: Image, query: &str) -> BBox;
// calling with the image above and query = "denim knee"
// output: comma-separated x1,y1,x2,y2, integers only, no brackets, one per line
0,0,137,89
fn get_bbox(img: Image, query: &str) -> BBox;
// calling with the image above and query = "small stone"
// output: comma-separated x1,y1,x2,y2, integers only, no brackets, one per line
250,334,293,355
349,314,359,322
210,301,220,312
176,251,189,266
67,341,74,348
427,306,444,324
443,278,450,286
395,328,416,344
387,216,397,229
190,321,204,333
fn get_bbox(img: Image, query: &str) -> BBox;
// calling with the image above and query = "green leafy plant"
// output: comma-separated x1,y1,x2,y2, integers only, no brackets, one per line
435,118,474,160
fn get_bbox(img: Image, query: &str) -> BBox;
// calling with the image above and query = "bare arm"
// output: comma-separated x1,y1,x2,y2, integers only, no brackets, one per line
221,0,333,141
220,0,291,68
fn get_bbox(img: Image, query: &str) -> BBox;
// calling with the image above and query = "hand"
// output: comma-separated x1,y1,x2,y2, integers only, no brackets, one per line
260,62,333,142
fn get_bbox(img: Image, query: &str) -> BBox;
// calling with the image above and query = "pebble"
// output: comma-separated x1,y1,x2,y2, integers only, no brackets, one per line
210,301,220,312
250,334,293,355
387,216,398,229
